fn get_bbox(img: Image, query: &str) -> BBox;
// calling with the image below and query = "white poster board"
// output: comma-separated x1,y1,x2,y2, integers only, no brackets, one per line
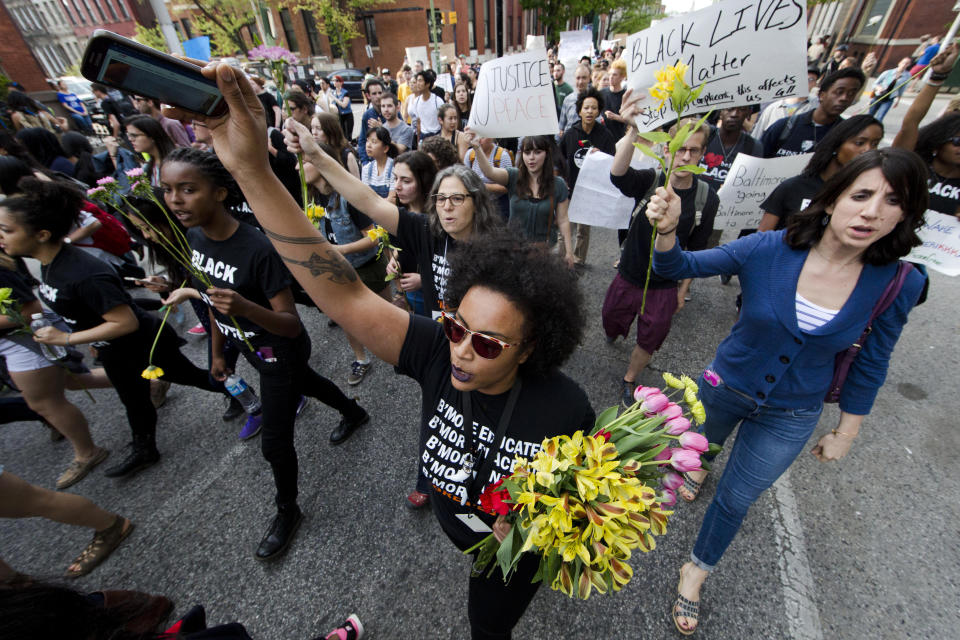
907,211,960,276
625,0,809,132
600,39,620,52
435,72,454,93
525,34,545,51
558,30,594,70
405,46,429,70
568,150,656,230
714,152,811,236
467,49,559,137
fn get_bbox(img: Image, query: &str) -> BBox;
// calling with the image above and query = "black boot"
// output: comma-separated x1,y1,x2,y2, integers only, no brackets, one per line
255,504,302,561
104,438,160,478
329,399,369,445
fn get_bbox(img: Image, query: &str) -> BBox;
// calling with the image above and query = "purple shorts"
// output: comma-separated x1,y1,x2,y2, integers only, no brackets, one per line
602,273,677,353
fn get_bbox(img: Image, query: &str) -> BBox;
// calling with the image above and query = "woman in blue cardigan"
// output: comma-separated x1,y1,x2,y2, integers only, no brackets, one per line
646,148,929,635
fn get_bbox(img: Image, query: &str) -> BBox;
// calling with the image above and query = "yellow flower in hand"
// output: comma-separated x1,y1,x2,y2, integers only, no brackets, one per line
141,365,164,380
366,225,390,243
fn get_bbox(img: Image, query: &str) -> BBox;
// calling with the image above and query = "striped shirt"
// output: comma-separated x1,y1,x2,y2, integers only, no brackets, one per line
361,158,394,198
796,293,839,332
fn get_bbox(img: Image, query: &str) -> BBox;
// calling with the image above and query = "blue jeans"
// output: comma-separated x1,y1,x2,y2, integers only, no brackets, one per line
691,371,822,570
69,113,93,133
867,99,893,124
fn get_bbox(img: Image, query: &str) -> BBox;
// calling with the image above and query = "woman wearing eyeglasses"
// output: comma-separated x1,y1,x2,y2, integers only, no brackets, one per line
165,63,594,640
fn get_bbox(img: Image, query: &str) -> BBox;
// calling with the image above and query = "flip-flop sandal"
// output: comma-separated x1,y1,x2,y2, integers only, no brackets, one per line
680,472,704,503
672,567,701,636
65,516,134,578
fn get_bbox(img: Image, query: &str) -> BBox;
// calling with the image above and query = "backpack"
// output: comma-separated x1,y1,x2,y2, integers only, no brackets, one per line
84,202,132,256
469,146,507,168
628,174,709,231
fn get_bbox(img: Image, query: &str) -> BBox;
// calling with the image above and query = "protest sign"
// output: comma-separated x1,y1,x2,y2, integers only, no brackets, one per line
907,211,960,276
525,34,545,51
558,30,594,69
467,49,559,137
625,0,809,131
714,152,810,235
436,72,454,93
568,150,657,230
600,39,620,52
405,46,429,69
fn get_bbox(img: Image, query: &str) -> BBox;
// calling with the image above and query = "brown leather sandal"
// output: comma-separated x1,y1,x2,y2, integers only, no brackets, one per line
65,515,134,578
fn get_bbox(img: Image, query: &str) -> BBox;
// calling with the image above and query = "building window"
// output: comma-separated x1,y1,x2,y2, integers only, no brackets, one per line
103,0,118,21
857,0,894,37
329,36,342,60
302,10,322,56
279,8,298,52
362,15,378,47
91,0,106,22
483,0,490,50
468,1,475,50
507,9,512,50
69,0,85,24
80,0,96,23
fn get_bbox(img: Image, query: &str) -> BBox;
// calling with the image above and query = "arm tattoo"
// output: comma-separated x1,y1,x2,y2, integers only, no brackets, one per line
279,249,358,284
263,228,328,245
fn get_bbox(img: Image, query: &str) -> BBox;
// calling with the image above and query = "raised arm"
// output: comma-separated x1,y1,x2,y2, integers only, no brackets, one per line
612,89,641,177
462,130,509,186
165,62,409,366
893,44,958,151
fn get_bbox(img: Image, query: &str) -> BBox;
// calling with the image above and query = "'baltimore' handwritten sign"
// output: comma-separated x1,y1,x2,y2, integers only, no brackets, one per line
467,49,559,137
626,0,808,132
715,152,810,235
908,211,960,276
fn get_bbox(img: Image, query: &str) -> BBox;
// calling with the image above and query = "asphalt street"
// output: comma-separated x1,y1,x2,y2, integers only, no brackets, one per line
2,93,958,639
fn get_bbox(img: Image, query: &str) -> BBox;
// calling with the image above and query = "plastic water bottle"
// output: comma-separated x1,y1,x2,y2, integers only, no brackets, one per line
224,374,262,415
29,313,68,361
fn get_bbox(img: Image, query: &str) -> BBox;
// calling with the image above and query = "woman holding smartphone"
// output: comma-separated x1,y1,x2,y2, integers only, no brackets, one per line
158,147,369,560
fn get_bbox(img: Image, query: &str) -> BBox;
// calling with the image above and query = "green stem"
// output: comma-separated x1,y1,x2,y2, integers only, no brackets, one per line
641,145,678,316
147,279,186,366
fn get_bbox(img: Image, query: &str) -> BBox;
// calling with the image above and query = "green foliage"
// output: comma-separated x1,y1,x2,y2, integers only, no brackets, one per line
294,0,393,65
191,0,254,56
0,74,10,101
520,0,619,43
609,2,664,36
134,23,169,52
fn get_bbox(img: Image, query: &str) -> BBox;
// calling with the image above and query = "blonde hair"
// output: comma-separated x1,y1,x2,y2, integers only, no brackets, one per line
610,58,627,75
668,117,709,147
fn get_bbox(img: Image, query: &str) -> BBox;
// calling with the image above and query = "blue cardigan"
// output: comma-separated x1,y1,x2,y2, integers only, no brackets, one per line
653,230,924,414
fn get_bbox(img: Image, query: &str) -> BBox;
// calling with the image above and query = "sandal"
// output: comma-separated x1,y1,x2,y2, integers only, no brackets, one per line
57,447,110,490
679,471,704,503
66,515,134,578
406,490,430,509
672,567,701,636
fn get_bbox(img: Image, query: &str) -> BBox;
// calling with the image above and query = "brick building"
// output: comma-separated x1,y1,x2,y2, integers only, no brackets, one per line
59,0,150,41
2,0,87,77
0,0,49,91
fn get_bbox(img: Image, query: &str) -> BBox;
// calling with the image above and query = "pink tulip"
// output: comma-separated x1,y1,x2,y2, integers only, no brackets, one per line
678,432,709,453
665,416,691,435
633,385,663,403
659,403,683,419
640,393,670,414
661,471,684,491
654,447,672,463
703,369,720,387
668,447,702,473
658,488,677,507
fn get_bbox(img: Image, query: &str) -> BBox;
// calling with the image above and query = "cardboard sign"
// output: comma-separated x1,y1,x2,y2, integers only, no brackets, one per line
558,30,594,70
568,150,657,230
907,211,960,276
467,49,559,137
436,72,454,93
625,0,809,132
600,39,620,52
525,34,546,51
405,46,429,69
714,152,811,234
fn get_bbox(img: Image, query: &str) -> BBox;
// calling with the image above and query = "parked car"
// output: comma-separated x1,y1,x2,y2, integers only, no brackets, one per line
326,68,365,101
58,75,101,115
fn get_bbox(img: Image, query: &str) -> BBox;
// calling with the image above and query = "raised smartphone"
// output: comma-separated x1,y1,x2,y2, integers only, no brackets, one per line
80,29,227,117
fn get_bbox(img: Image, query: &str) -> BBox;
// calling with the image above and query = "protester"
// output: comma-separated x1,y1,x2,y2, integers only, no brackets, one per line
807,36,828,64
418,135,459,170
907,35,942,92
758,115,883,231
378,93,414,152
312,111,361,180
868,57,912,124
438,103,468,159
252,75,283,127
381,68,398,96
558,87,617,267
5,91,60,133
452,81,472,130
13,128,73,176
332,76,354,141
158,148,369,559
314,76,339,117
361,127,398,198
552,62,573,113
751,66,820,140
133,96,191,147
697,106,763,192
823,44,848,76
55,80,93,134
464,131,574,263
357,79,385,164
60,132,101,186
464,134,513,220
396,65,413,105
123,114,177,186
409,71,445,141
646,148,928,635
761,68,865,157
600,58,629,140
90,83,137,139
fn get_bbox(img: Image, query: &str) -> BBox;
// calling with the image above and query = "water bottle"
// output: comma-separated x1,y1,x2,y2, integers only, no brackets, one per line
29,313,68,361
224,374,262,415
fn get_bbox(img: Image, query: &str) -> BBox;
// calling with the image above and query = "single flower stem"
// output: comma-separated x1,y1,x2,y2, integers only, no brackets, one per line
463,532,496,555
147,279,186,366
641,140,678,315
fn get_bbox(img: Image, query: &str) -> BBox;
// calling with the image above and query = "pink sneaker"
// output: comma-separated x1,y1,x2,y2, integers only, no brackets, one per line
186,323,207,336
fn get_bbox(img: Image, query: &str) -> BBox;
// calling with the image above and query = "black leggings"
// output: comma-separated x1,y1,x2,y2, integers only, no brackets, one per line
238,330,357,509
339,112,355,142
97,322,226,445
467,552,541,639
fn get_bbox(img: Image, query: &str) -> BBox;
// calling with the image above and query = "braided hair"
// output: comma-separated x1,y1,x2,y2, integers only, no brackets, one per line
163,147,243,208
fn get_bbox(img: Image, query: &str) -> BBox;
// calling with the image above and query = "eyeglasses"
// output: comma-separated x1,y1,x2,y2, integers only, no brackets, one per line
441,312,520,359
949,136,960,146
433,193,469,206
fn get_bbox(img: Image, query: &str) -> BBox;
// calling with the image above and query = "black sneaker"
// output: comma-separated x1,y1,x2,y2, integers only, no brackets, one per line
222,396,245,422
621,380,636,410
330,402,369,445
347,360,372,385
255,504,302,561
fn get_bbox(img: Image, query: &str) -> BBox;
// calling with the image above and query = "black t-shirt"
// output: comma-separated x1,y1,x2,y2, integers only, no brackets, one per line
398,314,595,550
760,173,824,229
761,111,839,158
38,244,136,334
558,122,617,191
698,128,764,191
258,92,279,128
100,96,136,124
600,87,627,140
268,128,303,206
612,170,719,288
395,208,455,319
927,169,960,217
0,266,36,339
186,222,294,347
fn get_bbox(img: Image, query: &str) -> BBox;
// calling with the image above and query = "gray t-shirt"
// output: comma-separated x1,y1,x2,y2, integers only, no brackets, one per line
384,119,415,150
505,167,569,244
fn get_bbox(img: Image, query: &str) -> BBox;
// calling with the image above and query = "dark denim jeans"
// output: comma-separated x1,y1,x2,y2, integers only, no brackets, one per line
691,371,822,570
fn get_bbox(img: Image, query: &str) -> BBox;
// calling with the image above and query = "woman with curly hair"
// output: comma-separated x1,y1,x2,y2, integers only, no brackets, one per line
168,66,594,636
417,135,459,171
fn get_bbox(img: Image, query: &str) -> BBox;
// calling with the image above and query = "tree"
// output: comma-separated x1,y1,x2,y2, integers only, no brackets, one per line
134,23,169,52
294,0,393,66
519,0,619,43
608,2,664,37
190,0,255,56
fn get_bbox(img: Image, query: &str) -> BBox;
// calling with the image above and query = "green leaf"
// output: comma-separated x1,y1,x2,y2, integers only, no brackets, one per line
594,405,619,431
707,443,723,456
668,123,692,155
689,82,707,103
635,142,668,170
692,109,713,137
674,164,706,174
700,458,712,472
384,272,397,282
496,526,515,578
634,442,669,462
636,131,671,144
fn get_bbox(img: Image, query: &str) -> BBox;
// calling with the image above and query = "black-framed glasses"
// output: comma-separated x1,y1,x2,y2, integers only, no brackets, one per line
441,312,520,359
948,136,960,146
433,193,469,206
